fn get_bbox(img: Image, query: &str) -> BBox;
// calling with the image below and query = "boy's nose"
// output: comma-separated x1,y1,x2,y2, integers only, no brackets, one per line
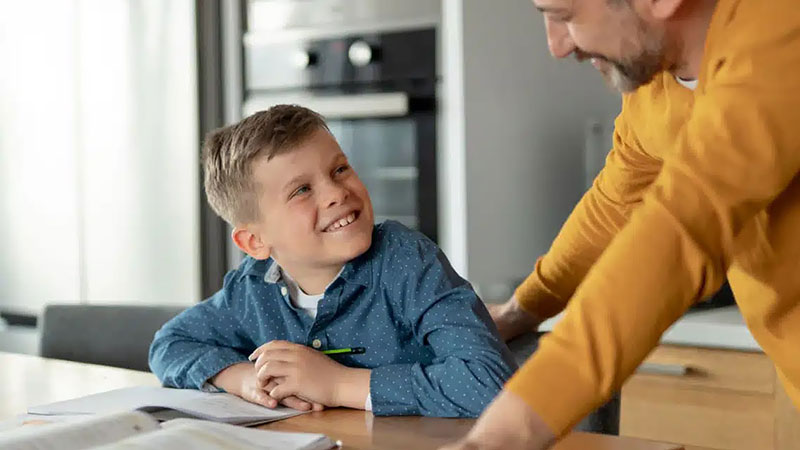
323,181,349,208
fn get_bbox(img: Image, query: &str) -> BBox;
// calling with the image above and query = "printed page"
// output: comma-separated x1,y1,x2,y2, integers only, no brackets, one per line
28,386,303,424
94,419,336,450
0,411,159,450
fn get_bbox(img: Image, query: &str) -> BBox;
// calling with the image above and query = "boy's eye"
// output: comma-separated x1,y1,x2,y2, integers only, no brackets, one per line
291,185,310,198
334,165,350,175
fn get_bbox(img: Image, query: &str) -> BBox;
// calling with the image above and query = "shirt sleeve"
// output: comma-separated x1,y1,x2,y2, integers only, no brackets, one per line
514,103,662,320
506,4,800,435
148,272,254,389
369,238,518,418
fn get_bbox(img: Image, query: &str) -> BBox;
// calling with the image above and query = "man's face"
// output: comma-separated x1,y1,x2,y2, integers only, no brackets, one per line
535,0,668,92
250,128,374,271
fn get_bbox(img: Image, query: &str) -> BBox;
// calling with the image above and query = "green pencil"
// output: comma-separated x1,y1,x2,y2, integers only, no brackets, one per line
321,347,366,355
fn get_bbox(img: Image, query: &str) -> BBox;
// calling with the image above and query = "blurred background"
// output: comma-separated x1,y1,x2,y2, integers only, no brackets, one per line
0,0,620,354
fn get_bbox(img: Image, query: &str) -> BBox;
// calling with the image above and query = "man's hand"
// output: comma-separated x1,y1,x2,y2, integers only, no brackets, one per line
250,340,371,409
210,361,323,411
487,295,541,341
439,390,556,450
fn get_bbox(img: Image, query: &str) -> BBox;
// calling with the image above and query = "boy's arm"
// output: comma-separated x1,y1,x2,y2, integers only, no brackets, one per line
148,279,253,390
369,241,517,418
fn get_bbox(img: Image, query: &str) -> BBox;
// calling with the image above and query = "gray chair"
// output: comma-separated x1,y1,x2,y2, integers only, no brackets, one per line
40,304,185,372
507,331,620,435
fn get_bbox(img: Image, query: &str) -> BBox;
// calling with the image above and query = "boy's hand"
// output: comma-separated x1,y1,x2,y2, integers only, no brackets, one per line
210,362,324,411
250,340,370,409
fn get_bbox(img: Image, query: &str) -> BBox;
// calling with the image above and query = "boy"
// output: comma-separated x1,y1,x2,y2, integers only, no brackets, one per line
149,105,515,417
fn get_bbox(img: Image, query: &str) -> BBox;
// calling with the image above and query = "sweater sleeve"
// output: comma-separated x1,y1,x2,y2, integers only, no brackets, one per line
515,102,661,320
507,0,800,435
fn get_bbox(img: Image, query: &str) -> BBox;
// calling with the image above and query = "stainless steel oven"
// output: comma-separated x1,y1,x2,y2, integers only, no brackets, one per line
241,0,440,242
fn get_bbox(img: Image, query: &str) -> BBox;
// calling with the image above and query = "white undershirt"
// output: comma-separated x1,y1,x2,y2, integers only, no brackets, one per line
279,267,372,411
675,76,698,90
281,269,325,319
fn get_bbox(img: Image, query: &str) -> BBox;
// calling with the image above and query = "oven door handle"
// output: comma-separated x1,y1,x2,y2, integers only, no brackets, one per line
243,92,410,119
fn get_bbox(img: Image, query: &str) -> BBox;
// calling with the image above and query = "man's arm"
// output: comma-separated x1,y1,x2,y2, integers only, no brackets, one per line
494,107,661,341
506,3,800,436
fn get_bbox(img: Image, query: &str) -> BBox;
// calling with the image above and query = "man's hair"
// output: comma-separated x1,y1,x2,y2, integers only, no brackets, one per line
202,104,329,225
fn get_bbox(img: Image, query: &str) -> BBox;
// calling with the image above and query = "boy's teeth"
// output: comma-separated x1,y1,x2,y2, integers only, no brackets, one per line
325,212,357,232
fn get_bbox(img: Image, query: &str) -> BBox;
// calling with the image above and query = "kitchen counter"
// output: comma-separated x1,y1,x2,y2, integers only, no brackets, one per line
539,305,762,352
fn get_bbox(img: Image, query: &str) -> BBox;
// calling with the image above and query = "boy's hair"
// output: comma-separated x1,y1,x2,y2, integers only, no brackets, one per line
202,104,329,225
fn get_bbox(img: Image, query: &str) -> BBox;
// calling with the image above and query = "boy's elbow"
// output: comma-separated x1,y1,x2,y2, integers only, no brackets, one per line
147,339,167,381
147,331,178,384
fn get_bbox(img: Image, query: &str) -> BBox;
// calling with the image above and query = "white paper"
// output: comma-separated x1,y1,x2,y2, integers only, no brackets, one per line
0,411,159,450
95,419,336,450
0,414,92,433
28,386,304,424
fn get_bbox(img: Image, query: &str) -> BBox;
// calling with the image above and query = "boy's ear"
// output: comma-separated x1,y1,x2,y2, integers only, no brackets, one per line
231,227,271,260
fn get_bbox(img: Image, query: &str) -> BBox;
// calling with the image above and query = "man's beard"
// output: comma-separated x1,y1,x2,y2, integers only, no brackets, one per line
576,26,666,93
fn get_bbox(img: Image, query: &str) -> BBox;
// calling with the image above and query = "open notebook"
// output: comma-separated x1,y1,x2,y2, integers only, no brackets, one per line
28,386,305,426
0,411,337,450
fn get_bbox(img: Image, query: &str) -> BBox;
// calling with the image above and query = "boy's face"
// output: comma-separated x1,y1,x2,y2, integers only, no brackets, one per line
247,128,374,270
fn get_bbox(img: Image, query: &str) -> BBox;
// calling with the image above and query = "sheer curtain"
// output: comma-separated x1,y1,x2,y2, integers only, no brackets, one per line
0,0,199,315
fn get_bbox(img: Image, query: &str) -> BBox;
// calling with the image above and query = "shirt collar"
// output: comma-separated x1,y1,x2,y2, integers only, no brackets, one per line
238,253,372,289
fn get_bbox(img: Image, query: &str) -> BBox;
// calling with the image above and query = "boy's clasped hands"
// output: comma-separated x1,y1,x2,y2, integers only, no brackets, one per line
212,340,371,413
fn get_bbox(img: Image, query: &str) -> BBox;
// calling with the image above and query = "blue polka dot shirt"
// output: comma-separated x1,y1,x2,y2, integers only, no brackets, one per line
149,221,517,418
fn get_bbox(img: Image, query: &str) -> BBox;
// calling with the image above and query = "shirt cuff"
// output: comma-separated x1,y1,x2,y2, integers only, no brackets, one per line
369,364,418,416
364,394,372,411
200,382,223,393
187,347,250,390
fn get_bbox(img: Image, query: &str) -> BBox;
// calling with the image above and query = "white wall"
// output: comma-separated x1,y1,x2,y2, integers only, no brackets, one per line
441,0,621,300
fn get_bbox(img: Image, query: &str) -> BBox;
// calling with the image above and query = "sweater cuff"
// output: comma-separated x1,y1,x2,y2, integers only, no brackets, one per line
515,258,569,320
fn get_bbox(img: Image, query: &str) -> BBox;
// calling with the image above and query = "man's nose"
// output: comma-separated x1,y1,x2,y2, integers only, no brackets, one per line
544,18,576,59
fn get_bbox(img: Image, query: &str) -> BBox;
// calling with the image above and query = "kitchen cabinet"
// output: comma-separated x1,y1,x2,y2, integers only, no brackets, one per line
620,345,800,450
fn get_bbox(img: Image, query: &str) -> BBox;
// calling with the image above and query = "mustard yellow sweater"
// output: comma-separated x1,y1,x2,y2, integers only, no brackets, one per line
508,0,800,436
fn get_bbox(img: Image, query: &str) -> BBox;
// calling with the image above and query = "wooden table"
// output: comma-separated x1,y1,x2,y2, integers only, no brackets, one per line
0,352,682,449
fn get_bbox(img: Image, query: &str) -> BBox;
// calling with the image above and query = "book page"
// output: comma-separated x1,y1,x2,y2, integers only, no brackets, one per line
29,386,303,424
169,395,305,423
0,411,159,450
93,419,336,450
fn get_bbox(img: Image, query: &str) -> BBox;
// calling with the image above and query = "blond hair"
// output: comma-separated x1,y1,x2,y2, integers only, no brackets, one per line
202,104,329,225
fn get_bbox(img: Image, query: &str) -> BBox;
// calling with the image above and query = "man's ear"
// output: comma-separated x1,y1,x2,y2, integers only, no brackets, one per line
646,0,684,20
232,226,271,260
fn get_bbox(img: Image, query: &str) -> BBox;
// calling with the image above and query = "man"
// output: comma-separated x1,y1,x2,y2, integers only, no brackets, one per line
443,0,800,448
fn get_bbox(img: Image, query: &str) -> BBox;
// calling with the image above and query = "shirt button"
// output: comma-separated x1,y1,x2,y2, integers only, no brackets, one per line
311,339,322,349
280,286,288,296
